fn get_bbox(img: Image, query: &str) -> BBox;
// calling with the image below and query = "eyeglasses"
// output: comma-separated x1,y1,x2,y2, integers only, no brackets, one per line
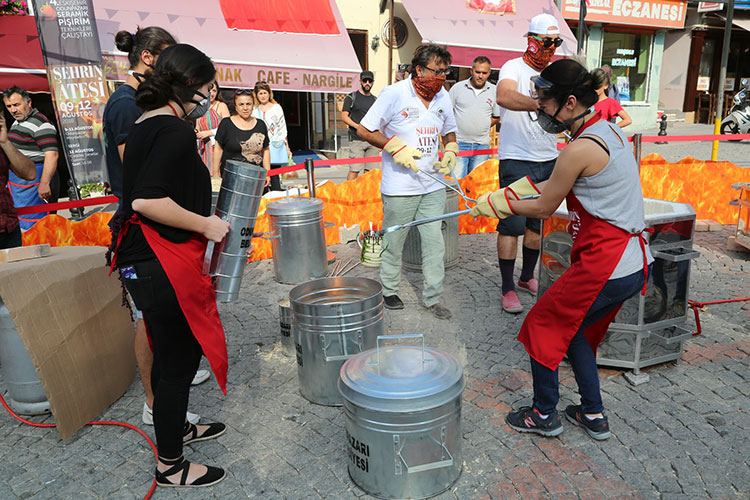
532,35,563,48
234,89,253,96
421,66,449,77
361,78,373,83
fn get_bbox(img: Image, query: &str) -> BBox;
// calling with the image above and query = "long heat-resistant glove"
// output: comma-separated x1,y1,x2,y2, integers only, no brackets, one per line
434,141,459,175
470,187,518,219
383,136,422,173
505,175,541,199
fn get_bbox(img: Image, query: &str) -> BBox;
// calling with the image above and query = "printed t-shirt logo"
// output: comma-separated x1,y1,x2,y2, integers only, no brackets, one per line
400,107,420,122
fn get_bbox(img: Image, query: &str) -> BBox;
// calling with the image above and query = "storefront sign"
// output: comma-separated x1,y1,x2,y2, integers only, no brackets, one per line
31,0,109,188
102,54,358,93
724,78,736,92
697,2,723,13
697,76,710,92
561,0,687,29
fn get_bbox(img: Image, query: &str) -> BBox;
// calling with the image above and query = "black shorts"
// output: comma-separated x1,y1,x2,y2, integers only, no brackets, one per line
496,158,556,236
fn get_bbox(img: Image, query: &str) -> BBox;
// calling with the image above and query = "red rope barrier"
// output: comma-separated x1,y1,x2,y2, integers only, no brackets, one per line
687,297,750,336
639,133,750,143
15,195,120,216
13,132,750,216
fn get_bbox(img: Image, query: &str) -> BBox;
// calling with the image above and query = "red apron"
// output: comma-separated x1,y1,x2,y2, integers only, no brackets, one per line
517,117,649,372
111,216,228,394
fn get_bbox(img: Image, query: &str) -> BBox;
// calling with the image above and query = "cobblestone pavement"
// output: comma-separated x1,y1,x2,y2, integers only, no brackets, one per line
1,223,747,500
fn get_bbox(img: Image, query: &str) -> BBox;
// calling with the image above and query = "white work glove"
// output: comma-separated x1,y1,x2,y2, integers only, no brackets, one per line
383,136,422,173
434,142,459,175
469,176,540,219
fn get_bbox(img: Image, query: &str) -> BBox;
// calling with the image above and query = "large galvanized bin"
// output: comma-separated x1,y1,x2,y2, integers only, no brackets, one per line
0,298,50,415
291,277,383,406
339,335,464,499
266,196,328,284
208,160,266,302
402,183,459,272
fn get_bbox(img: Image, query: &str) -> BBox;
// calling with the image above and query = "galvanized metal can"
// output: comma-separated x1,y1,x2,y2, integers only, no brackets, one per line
290,277,383,406
403,183,459,272
338,335,464,499
266,196,328,284
208,160,267,302
278,298,293,356
0,298,50,415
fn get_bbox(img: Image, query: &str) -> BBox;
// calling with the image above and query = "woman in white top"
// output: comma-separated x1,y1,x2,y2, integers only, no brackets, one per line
251,82,290,192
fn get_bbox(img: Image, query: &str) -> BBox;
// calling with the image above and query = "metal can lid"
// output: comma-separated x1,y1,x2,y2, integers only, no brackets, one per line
266,196,324,216
338,345,464,413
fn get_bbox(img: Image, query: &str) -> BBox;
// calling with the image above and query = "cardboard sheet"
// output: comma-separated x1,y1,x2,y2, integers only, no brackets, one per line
0,246,135,439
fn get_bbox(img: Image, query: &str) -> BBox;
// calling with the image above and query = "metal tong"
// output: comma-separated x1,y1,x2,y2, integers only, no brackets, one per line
418,168,477,205
374,193,540,237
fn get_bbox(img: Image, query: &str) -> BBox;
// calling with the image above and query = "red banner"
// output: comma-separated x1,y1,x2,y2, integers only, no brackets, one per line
218,0,339,34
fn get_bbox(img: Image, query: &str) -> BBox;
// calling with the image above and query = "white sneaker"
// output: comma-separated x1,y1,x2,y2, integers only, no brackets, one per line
191,369,210,386
142,402,200,426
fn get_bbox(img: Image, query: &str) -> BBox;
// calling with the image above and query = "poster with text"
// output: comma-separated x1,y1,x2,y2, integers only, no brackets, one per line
31,0,109,188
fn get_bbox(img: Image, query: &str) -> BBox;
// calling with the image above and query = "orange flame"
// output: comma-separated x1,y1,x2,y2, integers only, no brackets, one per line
640,154,750,224
21,155,748,260
22,213,113,247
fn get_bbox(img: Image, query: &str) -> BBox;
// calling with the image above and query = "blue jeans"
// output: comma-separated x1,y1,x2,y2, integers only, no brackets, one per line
455,142,490,179
530,265,650,415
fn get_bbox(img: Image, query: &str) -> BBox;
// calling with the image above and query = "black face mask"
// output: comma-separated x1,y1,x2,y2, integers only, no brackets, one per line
536,100,591,136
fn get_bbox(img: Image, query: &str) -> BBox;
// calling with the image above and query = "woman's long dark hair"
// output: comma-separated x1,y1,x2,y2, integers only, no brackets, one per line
135,44,216,111
114,26,176,69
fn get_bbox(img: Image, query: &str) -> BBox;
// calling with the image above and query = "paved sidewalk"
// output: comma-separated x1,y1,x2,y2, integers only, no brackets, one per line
0,225,747,500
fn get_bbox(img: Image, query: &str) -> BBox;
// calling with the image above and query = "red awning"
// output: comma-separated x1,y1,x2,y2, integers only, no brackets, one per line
0,16,49,93
401,0,577,69
93,0,362,93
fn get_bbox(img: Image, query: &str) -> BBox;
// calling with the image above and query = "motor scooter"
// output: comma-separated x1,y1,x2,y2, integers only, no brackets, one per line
720,77,750,141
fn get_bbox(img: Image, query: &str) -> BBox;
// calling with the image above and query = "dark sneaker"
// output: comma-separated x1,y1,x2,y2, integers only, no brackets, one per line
505,406,563,437
564,405,611,440
383,295,404,310
428,303,452,320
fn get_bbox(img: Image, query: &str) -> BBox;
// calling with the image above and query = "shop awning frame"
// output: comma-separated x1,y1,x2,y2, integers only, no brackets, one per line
92,0,363,93
401,0,577,69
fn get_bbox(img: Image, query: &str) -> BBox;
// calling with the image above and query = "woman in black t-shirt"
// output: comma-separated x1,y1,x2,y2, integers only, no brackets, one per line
212,89,270,184
109,44,229,489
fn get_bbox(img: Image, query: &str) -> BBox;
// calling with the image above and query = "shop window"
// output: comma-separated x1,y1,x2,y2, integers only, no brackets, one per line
601,32,653,102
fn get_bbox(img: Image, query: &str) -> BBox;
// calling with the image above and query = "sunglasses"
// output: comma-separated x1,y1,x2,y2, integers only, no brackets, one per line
533,35,563,48
361,78,373,83
234,88,253,96
422,66,449,77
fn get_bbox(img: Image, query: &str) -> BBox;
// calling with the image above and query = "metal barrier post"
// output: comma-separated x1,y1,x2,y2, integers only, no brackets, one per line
655,115,668,145
305,157,316,198
712,0,735,161
632,133,642,171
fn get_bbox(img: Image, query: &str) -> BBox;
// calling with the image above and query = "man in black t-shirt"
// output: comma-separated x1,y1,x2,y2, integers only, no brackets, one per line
341,71,379,181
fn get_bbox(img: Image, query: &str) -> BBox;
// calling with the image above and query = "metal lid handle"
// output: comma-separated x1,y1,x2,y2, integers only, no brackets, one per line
372,334,425,372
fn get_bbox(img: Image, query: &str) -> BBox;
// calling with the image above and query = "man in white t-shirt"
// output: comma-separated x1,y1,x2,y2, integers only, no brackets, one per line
358,44,458,320
449,55,500,179
495,13,562,314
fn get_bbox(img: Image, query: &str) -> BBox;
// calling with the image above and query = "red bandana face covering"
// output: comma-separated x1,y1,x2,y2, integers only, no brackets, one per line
413,74,446,101
523,36,556,71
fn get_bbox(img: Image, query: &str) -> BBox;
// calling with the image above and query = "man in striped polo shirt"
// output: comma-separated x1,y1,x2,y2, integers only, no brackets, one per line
3,86,60,229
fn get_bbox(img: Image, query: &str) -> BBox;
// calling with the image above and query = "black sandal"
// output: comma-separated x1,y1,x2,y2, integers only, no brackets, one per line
155,455,226,488
183,421,226,445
